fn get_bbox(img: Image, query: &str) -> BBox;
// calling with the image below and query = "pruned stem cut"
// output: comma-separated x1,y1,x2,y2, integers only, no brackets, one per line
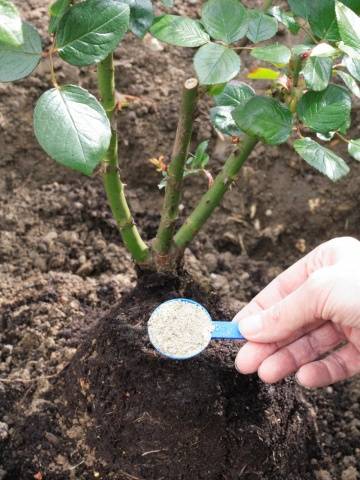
153,77,199,258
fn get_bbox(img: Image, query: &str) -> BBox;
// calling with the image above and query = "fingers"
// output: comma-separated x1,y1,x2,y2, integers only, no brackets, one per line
232,298,263,322
296,343,360,388
235,342,279,374
236,266,337,343
233,237,360,387
233,237,360,323
257,322,344,383
233,255,312,322
234,320,323,374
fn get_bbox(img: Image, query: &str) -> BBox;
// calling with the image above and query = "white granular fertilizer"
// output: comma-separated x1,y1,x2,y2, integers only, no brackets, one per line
148,300,214,358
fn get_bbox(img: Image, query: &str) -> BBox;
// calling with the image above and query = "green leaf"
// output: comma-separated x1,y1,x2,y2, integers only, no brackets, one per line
348,139,360,161
269,6,300,34
49,0,70,34
194,140,209,162
150,14,209,47
56,0,130,66
0,0,23,46
206,83,226,96
288,0,312,19
49,0,70,16
341,0,360,14
210,106,242,136
290,0,358,42
246,10,278,43
309,1,339,42
214,81,255,107
247,67,280,80
289,0,360,42
34,85,111,176
251,44,291,66
297,85,352,134
310,43,338,57
49,15,61,35
201,0,248,44
338,42,360,60
0,22,42,82
344,55,360,80
188,140,210,168
302,56,332,91
121,0,154,38
294,137,349,181
336,1,360,50
289,0,360,20
232,96,293,145
194,43,240,85
336,70,360,98
212,82,254,136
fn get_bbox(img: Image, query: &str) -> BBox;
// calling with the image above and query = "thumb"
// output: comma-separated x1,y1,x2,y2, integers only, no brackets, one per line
236,266,338,343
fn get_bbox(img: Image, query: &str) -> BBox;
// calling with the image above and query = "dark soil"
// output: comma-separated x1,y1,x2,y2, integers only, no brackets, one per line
2,273,316,479
0,0,359,479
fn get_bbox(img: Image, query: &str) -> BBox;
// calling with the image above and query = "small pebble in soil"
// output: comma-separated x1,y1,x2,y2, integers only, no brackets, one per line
148,300,213,358
0,422,9,441
295,238,307,253
341,466,359,480
315,470,332,480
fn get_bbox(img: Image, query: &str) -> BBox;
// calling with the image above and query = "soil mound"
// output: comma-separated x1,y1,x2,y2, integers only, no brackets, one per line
3,274,316,479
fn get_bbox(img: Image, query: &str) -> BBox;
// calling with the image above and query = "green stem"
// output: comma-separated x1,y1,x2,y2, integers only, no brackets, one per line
288,53,303,112
98,53,116,118
103,133,150,262
153,78,199,256
292,55,302,88
98,54,150,263
173,135,258,251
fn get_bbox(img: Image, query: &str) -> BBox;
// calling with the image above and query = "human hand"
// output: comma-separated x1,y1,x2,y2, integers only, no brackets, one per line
233,237,360,388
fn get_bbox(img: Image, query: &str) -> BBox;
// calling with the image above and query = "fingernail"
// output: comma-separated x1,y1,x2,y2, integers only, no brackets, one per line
295,373,313,390
295,372,303,386
237,314,263,338
234,357,246,374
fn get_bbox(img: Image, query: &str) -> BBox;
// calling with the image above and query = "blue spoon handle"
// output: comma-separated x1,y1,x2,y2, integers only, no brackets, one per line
211,321,245,340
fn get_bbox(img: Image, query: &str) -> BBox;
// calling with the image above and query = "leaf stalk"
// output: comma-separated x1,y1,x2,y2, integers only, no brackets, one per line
49,47,59,88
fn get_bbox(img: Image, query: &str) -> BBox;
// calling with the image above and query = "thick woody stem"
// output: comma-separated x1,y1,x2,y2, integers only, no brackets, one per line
153,78,198,257
98,54,150,263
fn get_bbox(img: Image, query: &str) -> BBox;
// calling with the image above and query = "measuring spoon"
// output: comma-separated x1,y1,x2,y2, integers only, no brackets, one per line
147,298,245,360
